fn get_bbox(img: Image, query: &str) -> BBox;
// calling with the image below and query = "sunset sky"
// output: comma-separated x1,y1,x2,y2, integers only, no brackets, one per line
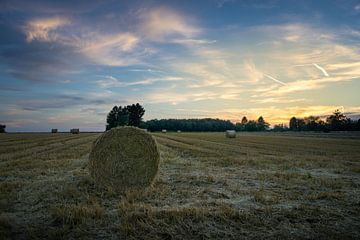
0,0,359,131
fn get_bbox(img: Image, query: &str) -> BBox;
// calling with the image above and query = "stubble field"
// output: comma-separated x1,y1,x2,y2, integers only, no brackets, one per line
1,131,360,239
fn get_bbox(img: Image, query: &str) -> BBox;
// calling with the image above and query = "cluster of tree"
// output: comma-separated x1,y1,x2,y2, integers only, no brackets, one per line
272,124,289,132
289,110,360,131
234,116,270,131
0,124,5,133
106,103,145,130
142,118,235,132
106,106,359,132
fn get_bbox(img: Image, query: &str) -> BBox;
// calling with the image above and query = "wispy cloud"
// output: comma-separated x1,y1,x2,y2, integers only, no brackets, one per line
96,75,183,88
313,63,329,77
138,7,200,42
24,16,71,42
79,32,142,66
265,74,286,85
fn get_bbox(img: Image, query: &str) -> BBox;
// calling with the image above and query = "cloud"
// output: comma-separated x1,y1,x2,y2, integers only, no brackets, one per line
0,0,106,14
96,75,184,88
265,74,286,85
243,60,264,82
171,38,216,45
264,75,360,97
139,7,200,42
24,16,71,42
0,41,81,82
79,32,142,66
355,4,360,12
16,94,108,111
313,63,329,77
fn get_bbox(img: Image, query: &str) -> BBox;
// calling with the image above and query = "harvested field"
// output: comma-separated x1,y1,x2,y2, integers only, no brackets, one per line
1,132,360,239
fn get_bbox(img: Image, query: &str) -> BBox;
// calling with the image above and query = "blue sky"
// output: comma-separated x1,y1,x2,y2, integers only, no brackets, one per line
0,0,359,131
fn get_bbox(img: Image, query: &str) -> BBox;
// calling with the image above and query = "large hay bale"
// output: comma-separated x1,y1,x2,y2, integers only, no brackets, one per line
225,130,236,138
162,129,167,133
70,128,79,134
89,126,160,191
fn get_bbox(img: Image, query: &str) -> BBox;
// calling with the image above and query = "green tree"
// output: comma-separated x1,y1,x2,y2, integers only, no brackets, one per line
235,116,248,131
241,116,248,124
273,124,288,132
126,103,145,127
289,117,298,131
106,106,119,130
326,109,348,131
304,116,320,131
244,120,258,131
257,116,269,131
106,105,131,130
117,106,129,126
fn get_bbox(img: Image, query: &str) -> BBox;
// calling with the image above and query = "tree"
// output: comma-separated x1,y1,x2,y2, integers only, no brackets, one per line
272,124,288,132
326,109,348,131
297,118,305,131
0,124,6,133
241,116,248,124
244,120,258,131
106,106,119,130
257,116,270,131
304,116,320,131
144,118,235,132
106,105,132,130
289,117,298,131
117,106,129,126
127,103,145,127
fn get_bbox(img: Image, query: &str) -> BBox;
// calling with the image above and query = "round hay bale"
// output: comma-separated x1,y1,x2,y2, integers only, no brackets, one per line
89,126,160,191
225,130,236,138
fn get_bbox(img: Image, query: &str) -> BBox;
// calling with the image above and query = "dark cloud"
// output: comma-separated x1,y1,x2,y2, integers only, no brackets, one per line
0,0,110,14
17,94,112,111
0,20,84,82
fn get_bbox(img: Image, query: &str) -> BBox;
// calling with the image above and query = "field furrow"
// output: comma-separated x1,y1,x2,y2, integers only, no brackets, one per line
1,132,359,239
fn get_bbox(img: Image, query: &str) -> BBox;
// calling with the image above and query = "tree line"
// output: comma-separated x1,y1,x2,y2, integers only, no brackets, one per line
142,118,235,132
288,109,360,132
106,105,360,132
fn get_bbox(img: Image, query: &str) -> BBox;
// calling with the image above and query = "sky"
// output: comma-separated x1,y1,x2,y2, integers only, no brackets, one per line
0,0,360,132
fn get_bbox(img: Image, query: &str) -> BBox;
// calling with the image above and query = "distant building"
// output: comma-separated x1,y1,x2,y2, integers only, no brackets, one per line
51,129,58,133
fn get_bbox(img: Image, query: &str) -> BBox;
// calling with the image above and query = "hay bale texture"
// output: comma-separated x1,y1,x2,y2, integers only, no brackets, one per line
89,126,160,191
225,130,236,138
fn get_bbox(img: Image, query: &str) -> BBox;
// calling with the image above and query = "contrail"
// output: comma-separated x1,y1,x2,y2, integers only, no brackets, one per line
313,63,329,77
265,74,286,85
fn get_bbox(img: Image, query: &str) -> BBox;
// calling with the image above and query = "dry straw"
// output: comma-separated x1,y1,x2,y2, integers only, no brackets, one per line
225,130,236,138
89,126,160,191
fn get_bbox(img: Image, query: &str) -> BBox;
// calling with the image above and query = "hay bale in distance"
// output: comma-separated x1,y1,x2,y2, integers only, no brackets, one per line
177,130,181,133
225,130,236,138
89,126,160,191
162,129,167,133
70,128,79,134
51,129,58,133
